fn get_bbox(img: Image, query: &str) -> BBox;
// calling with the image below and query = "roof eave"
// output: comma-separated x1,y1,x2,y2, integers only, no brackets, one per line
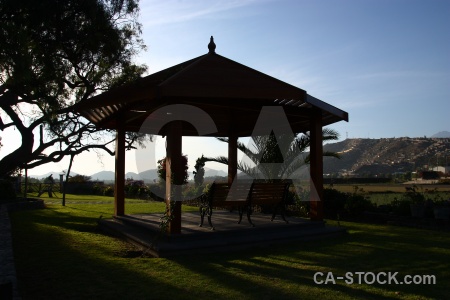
305,94,349,122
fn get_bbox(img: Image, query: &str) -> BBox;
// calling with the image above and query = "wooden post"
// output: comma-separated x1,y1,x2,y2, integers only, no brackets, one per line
309,108,324,221
24,167,28,199
114,115,125,216
59,174,64,193
228,134,238,185
166,121,183,234
17,173,22,193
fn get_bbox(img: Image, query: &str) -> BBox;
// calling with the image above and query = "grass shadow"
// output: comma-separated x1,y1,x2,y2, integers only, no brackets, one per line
9,204,450,299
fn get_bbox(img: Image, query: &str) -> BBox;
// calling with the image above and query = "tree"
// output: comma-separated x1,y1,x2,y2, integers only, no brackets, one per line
193,155,206,186
204,128,340,181
0,0,149,177
67,174,91,183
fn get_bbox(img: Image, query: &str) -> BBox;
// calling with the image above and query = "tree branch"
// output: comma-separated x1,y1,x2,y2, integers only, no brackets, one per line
27,144,115,169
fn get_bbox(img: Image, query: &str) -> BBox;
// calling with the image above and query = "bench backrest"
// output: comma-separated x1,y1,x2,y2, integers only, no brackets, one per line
250,181,290,205
208,183,229,203
207,181,290,205
208,182,252,204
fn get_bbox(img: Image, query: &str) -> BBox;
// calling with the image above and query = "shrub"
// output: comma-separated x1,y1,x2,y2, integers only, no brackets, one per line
103,186,114,197
285,190,299,205
323,186,375,219
68,174,91,183
389,198,413,216
64,182,95,195
345,193,374,218
402,185,426,204
147,183,165,201
92,183,105,195
285,185,309,208
323,188,347,219
286,187,310,217
182,184,205,199
124,179,150,199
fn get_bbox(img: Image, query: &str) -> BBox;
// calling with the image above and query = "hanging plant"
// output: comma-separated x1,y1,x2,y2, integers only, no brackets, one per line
157,155,189,184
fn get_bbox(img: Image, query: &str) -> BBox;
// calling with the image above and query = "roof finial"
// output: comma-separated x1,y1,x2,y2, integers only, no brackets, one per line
208,36,216,54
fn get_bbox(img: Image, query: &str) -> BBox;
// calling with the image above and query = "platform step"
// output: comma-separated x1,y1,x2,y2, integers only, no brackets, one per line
98,218,162,257
98,213,346,258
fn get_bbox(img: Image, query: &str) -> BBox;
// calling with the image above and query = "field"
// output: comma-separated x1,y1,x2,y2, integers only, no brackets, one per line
10,193,450,299
330,183,450,194
330,184,450,206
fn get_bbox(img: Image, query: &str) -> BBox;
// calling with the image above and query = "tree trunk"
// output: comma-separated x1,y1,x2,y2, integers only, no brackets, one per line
0,129,34,178
62,155,75,206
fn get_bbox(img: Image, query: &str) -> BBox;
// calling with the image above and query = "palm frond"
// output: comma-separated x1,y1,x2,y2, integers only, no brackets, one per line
203,156,229,165
210,128,340,180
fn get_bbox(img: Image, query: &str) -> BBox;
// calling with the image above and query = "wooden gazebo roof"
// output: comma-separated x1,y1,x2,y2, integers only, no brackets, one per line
74,37,348,137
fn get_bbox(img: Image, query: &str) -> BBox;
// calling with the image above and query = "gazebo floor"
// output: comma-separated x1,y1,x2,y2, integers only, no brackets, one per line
98,211,347,258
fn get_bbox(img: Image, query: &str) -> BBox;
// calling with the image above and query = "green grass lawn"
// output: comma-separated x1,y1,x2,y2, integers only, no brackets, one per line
366,193,403,206
10,196,450,299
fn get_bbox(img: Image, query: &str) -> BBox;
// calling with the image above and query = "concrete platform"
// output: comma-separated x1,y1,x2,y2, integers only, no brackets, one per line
98,211,347,257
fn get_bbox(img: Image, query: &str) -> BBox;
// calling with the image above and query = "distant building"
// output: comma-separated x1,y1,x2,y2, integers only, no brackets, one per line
432,166,450,174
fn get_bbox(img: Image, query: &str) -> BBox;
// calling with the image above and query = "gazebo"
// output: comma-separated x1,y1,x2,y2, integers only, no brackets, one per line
74,37,348,234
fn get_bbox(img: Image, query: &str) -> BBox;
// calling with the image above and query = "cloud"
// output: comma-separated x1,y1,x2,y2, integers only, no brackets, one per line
140,0,263,27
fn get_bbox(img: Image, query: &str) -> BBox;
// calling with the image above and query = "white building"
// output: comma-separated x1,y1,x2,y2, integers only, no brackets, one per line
432,166,450,174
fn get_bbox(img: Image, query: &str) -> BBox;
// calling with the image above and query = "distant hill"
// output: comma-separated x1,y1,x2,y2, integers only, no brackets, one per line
88,168,226,183
88,169,158,182
204,167,227,178
29,136,450,181
323,137,450,175
89,170,115,181
125,171,140,179
138,169,158,182
431,131,450,138
30,171,78,180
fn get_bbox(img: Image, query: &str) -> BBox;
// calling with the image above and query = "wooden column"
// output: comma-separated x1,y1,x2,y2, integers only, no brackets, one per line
228,134,238,185
114,115,126,216
165,121,183,234
309,108,324,221
24,167,28,199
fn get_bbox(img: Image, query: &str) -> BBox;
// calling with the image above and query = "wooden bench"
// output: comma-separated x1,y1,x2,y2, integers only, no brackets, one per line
199,182,252,230
199,180,291,229
248,181,291,226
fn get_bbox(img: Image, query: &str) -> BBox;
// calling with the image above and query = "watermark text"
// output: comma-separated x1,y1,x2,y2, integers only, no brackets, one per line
313,272,436,285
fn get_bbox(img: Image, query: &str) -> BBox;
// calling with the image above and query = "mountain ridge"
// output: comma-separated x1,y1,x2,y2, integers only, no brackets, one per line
431,131,450,138
30,168,228,182
27,134,450,179
323,137,450,175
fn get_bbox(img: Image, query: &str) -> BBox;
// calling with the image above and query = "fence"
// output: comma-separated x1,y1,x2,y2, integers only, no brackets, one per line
19,182,109,196
19,182,62,197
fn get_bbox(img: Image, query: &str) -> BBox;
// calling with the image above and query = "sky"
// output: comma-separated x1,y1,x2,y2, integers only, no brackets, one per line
2,0,450,177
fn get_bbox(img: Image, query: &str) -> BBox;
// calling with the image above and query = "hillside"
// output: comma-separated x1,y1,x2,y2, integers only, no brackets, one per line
29,138,449,180
432,131,450,138
323,137,450,175
31,167,228,183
